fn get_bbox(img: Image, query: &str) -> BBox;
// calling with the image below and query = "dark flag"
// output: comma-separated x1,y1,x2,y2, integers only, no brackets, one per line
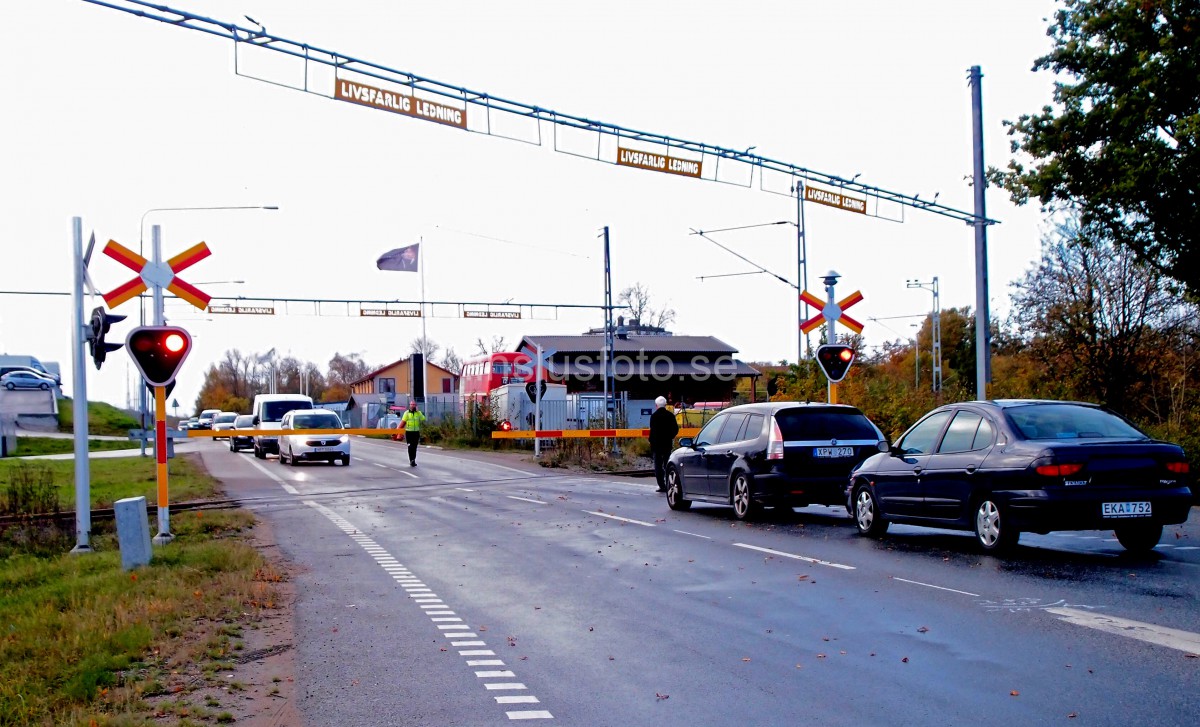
377,243,419,272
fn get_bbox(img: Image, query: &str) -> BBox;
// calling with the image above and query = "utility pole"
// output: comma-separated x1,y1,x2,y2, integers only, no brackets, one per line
70,217,93,554
907,277,942,393
969,66,991,401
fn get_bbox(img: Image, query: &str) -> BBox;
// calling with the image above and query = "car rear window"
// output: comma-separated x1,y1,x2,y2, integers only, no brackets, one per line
215,413,237,424
774,408,878,441
1006,404,1146,440
235,415,254,427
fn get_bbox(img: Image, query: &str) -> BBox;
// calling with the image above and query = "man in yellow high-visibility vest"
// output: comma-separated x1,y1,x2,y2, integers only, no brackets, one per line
399,400,427,467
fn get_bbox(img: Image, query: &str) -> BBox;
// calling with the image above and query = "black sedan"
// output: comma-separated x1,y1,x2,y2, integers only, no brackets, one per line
847,400,1194,553
666,402,887,520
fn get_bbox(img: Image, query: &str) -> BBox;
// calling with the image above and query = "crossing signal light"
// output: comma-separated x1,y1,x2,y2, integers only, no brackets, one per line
816,344,856,383
126,326,192,387
88,306,126,369
499,420,513,431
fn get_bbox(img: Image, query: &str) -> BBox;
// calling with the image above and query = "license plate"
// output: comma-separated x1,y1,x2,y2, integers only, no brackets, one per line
814,446,854,458
312,446,338,452
1102,501,1152,518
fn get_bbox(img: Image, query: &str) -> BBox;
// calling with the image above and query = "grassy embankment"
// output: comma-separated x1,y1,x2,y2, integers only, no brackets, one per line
0,451,283,725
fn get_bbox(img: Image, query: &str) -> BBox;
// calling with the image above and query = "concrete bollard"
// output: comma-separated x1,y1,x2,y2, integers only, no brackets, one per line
114,496,153,570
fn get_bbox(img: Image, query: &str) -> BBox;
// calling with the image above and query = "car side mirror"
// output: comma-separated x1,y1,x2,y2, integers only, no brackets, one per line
253,416,260,425
678,437,693,448
877,440,890,453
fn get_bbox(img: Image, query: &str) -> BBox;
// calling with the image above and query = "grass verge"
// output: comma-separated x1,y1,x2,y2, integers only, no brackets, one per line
0,454,283,726
10,437,140,456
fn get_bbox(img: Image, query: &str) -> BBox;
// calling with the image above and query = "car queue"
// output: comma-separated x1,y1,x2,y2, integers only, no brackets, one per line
664,398,1194,554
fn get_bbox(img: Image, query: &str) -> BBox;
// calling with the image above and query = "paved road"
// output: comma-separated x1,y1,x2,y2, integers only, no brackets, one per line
199,438,1200,726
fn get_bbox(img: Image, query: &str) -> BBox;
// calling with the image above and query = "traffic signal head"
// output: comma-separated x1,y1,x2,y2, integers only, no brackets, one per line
816,344,856,383
126,326,192,387
88,306,126,369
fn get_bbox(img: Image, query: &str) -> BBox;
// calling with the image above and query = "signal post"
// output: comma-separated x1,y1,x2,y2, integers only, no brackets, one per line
800,270,864,403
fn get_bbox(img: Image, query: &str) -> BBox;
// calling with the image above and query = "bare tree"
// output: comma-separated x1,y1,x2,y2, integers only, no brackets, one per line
473,336,507,356
440,346,463,374
1010,215,1187,414
618,282,675,328
409,336,441,360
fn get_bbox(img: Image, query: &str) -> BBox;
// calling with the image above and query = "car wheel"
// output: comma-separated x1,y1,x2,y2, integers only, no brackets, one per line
853,485,889,537
254,445,265,459
665,467,690,511
287,447,298,466
4,383,13,391
1114,524,1163,553
731,473,756,521
974,498,1018,552
229,440,235,452
39,383,49,390
341,454,351,466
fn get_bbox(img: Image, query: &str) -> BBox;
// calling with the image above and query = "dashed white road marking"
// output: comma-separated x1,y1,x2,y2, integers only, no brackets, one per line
674,529,712,539
508,496,548,505
892,577,980,597
457,487,476,492
733,542,855,571
1048,608,1200,654
301,500,553,721
582,510,656,527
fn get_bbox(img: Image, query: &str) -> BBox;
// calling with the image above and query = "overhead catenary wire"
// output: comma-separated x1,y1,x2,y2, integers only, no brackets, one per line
689,229,797,289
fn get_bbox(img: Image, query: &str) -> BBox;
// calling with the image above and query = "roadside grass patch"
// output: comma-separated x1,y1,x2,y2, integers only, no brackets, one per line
10,437,141,456
0,453,285,725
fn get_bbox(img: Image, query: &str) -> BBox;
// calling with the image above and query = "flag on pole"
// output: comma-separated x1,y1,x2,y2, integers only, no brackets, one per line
377,243,419,272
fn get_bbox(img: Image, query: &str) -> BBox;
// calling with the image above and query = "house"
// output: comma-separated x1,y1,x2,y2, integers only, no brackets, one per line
345,355,458,427
516,332,760,408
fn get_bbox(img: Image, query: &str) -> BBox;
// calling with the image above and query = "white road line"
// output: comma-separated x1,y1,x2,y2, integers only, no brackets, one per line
508,496,548,505
460,650,495,656
507,710,554,720
477,670,517,678
457,487,476,492
485,683,527,690
468,660,506,666
496,696,540,704
374,462,389,468
582,510,656,527
452,640,487,647
673,529,711,539
733,543,856,571
891,577,980,597
1047,608,1200,655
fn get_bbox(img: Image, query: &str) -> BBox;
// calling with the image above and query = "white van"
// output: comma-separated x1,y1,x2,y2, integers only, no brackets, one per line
251,393,314,458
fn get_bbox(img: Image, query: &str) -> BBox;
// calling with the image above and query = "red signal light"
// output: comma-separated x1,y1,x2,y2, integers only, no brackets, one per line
499,420,512,431
815,344,856,383
126,326,192,387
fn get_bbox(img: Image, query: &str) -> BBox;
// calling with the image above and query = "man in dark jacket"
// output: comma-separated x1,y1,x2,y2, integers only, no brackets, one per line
648,396,680,492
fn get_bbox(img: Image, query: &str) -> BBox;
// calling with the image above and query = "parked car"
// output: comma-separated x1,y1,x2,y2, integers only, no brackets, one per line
196,408,222,430
277,408,350,466
0,370,56,391
665,402,887,520
211,412,238,440
0,365,60,385
847,399,1194,553
229,414,256,452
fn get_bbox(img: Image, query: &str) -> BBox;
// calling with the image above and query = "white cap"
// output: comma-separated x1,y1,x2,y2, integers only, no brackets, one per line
655,396,667,408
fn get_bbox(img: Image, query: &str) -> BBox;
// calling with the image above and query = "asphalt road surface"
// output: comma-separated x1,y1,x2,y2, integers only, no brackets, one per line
199,438,1200,727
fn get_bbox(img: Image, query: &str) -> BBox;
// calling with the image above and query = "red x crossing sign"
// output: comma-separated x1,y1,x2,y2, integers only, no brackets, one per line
800,289,864,334
102,240,212,310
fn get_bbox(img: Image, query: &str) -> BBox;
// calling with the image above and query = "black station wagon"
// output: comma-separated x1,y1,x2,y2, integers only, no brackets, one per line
665,402,887,520
847,400,1194,553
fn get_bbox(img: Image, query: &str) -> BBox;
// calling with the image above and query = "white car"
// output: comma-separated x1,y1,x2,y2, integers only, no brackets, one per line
212,412,238,440
0,370,56,391
277,408,350,466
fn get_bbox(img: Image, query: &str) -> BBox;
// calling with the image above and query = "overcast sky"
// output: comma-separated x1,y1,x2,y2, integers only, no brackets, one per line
1,0,1061,414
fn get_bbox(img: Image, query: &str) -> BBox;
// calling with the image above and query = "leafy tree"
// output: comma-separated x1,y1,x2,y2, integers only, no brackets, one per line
992,0,1200,294
618,282,676,328
325,352,372,402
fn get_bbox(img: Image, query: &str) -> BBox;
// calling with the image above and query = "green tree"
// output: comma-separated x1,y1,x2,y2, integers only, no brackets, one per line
992,0,1200,294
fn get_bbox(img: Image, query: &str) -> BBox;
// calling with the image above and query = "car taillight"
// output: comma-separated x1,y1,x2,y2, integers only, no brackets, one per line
767,418,784,460
1165,461,1189,474
1035,463,1084,477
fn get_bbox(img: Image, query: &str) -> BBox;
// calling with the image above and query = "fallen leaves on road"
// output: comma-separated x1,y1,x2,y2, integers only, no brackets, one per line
1068,713,1078,719
742,657,751,662
1010,691,1019,697
901,657,909,663
917,626,929,633
656,693,670,701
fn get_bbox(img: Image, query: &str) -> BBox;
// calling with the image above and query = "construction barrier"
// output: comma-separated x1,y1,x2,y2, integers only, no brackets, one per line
491,427,701,440
185,428,396,438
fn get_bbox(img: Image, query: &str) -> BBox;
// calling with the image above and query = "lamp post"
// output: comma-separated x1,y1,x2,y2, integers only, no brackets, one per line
135,207,276,455
906,277,941,394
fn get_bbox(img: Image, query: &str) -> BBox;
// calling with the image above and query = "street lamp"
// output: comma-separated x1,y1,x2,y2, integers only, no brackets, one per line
906,277,941,394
